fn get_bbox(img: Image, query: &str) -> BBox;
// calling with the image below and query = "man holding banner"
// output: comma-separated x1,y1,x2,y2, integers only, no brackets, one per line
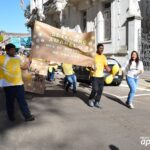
88,43,111,108
0,43,34,121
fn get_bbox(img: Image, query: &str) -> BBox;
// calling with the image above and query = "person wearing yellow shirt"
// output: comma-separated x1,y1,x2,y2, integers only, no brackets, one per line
47,62,58,81
88,43,111,108
0,43,34,121
62,63,77,95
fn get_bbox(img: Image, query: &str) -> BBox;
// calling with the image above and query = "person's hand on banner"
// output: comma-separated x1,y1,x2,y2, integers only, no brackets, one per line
90,64,97,71
22,70,32,81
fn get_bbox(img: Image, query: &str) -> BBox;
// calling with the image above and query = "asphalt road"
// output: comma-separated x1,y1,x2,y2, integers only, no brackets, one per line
0,78,150,150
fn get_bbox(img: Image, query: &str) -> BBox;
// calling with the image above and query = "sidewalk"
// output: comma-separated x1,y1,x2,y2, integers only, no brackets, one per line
140,71,150,80
139,71,150,90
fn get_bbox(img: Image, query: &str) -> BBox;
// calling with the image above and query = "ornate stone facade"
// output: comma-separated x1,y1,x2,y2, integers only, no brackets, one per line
25,0,142,65
139,0,150,33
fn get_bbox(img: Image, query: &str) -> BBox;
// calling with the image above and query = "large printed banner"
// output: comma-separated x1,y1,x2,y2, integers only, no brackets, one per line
30,59,48,76
20,55,47,94
31,21,95,66
22,71,45,94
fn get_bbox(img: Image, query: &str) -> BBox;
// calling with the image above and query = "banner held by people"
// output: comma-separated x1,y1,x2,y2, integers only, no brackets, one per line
31,21,95,66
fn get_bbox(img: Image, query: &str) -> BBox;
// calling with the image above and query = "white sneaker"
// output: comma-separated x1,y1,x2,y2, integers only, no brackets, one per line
129,103,134,109
88,99,95,107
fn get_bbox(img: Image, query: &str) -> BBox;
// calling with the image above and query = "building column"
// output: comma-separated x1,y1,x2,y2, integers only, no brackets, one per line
95,11,104,44
127,16,142,55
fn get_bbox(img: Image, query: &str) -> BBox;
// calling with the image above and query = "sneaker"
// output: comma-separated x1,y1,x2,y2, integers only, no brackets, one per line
73,91,77,96
8,116,15,122
25,115,35,121
94,101,102,108
88,99,95,107
129,103,134,109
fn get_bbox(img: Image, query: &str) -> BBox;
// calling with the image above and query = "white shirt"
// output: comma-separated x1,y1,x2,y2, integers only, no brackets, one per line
122,60,144,79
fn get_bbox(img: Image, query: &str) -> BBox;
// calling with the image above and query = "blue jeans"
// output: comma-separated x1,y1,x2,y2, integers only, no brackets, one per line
49,71,55,81
126,76,138,104
4,85,31,120
66,74,77,93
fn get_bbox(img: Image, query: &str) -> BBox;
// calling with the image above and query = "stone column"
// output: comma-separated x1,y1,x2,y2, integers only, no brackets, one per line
127,16,142,55
30,0,36,13
36,0,45,21
95,11,104,44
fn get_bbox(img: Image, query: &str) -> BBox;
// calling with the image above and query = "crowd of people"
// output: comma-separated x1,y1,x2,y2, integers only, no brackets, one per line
0,42,144,122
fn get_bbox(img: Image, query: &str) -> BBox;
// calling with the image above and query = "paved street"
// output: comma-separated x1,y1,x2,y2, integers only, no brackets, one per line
0,77,150,150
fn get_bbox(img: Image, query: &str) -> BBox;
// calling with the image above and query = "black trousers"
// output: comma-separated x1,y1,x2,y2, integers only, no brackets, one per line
89,77,104,102
4,85,31,120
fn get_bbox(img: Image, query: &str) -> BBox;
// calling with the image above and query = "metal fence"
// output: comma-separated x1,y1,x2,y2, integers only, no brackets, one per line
138,29,150,71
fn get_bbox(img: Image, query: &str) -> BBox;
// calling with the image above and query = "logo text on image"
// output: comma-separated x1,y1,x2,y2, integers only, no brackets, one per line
140,137,150,147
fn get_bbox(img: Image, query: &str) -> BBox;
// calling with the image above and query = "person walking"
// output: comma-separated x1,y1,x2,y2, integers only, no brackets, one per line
0,43,34,121
123,51,144,109
88,43,111,108
62,63,77,95
47,62,58,81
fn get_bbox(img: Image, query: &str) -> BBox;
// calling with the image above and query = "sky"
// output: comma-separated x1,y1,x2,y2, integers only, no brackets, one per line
0,0,30,33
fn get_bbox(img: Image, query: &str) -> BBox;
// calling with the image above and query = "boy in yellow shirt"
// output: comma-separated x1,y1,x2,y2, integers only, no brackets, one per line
0,43,34,121
62,63,77,95
88,43,111,108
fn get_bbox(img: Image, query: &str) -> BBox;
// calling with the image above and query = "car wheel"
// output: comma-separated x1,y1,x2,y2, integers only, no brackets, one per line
112,81,121,86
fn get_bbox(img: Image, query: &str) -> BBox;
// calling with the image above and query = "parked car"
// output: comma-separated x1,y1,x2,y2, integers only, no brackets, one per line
74,58,123,86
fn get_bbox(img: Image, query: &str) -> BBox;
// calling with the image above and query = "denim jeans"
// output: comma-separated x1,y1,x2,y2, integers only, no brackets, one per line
126,75,138,104
89,77,104,103
66,74,77,93
4,85,31,120
49,71,55,81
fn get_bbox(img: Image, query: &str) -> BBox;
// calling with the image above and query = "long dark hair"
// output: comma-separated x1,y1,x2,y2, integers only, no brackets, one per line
129,51,139,68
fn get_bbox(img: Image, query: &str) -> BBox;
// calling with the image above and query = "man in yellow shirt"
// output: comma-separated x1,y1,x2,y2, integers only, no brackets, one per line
0,43,34,121
88,43,111,108
62,63,77,95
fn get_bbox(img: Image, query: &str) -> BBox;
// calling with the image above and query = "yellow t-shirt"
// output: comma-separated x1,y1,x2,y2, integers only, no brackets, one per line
92,54,108,77
0,55,23,87
48,64,58,72
62,63,74,75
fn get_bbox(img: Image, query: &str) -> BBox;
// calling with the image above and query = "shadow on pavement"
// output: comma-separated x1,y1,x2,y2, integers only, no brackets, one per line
109,144,120,150
26,88,90,106
103,93,127,107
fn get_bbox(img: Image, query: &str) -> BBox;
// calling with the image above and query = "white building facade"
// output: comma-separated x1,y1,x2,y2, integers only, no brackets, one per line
139,0,150,33
26,0,142,64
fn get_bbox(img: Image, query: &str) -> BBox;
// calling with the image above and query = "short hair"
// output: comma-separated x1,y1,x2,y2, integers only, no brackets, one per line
97,43,104,49
5,43,16,51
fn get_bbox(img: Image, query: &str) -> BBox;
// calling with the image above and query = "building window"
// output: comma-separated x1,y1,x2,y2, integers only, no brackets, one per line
81,10,87,32
104,3,111,41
